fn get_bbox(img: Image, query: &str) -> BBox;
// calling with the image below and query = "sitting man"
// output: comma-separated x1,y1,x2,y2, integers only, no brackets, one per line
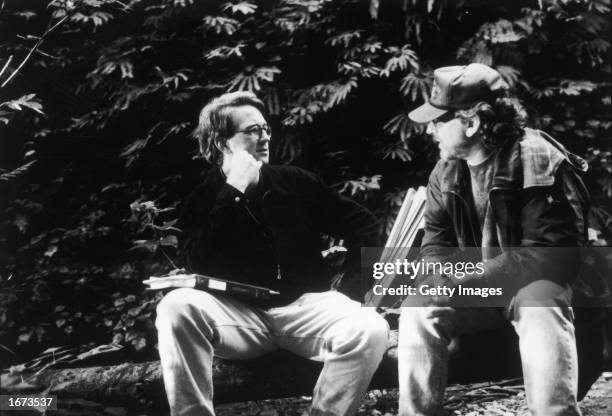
398,63,590,416
155,91,389,416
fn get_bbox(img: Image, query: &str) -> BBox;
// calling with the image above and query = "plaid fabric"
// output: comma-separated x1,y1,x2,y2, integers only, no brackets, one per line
483,129,586,259
520,128,587,188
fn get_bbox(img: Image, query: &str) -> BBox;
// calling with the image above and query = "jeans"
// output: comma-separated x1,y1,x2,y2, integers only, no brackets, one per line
398,280,581,416
156,289,389,416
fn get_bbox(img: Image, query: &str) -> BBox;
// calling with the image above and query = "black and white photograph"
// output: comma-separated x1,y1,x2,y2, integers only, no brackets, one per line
1,1,611,415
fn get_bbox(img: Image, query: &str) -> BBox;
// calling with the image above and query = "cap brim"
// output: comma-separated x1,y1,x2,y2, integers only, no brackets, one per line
408,102,448,124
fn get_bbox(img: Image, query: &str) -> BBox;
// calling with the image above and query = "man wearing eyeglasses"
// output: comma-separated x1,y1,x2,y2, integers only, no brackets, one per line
155,91,389,416
397,63,594,416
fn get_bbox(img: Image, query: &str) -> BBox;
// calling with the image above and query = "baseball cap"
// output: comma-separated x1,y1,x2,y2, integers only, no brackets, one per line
408,63,509,124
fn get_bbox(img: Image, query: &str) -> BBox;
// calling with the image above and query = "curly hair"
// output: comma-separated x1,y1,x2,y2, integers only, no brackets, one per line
192,91,266,165
454,95,528,150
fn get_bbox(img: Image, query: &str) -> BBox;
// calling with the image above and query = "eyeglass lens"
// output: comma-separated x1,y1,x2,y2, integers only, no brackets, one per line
243,124,271,138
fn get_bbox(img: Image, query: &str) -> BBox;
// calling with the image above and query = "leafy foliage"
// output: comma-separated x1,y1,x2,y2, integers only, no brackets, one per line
0,0,610,364
0,94,44,116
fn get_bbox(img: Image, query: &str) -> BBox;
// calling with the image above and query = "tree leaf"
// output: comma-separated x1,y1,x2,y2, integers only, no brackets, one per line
202,16,240,35
159,235,178,248
0,161,36,182
221,2,257,16
1,94,44,115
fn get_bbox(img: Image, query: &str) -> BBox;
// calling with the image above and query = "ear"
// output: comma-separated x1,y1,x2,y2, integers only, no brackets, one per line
215,140,227,153
215,136,233,156
465,115,480,138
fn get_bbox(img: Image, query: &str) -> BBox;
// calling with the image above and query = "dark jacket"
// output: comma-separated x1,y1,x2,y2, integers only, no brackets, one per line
178,164,381,304
421,128,590,293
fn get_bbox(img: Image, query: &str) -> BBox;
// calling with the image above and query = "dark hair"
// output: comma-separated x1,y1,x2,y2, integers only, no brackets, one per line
454,95,527,150
193,91,265,165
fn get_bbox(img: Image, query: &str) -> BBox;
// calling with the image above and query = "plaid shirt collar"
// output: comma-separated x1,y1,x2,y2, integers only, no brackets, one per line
439,128,588,193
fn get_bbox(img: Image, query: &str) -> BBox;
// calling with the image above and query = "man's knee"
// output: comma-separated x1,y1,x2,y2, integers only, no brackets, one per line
363,313,389,348
344,312,389,355
513,280,573,308
155,288,216,330
510,281,576,338
511,280,574,323
400,306,452,322
400,307,456,343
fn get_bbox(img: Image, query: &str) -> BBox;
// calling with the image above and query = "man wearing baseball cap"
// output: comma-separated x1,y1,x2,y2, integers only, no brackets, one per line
398,63,592,415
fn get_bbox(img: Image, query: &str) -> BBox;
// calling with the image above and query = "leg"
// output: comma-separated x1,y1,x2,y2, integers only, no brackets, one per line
268,291,389,416
155,288,277,416
510,280,581,416
398,306,505,416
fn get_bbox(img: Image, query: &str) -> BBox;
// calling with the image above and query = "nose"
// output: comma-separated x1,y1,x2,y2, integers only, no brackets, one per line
260,129,271,143
427,122,437,138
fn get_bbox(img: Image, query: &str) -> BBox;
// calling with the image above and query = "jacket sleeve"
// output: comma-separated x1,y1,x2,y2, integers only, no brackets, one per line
419,164,459,263
310,173,382,300
481,163,582,291
179,183,248,274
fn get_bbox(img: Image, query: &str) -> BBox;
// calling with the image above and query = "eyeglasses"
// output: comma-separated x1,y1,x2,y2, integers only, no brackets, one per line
235,124,272,140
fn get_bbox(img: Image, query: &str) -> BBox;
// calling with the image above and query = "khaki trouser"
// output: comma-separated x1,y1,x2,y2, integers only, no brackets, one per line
156,289,389,416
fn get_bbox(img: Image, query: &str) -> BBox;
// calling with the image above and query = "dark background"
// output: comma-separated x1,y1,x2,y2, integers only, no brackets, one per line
1,0,610,367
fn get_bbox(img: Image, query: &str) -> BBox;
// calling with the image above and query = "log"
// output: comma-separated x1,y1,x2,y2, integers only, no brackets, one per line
1,334,402,411
1,318,603,412
0,329,515,411
0,352,372,411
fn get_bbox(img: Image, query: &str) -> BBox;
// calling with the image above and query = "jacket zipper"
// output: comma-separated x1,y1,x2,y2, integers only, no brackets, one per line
242,196,282,281
448,182,515,247
448,190,480,247
488,186,514,249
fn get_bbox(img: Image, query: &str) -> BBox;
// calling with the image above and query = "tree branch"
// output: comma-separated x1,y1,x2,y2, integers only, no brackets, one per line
1,15,69,88
0,55,13,80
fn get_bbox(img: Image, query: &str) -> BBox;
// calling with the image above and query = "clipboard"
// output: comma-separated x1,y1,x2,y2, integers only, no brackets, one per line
193,275,280,300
